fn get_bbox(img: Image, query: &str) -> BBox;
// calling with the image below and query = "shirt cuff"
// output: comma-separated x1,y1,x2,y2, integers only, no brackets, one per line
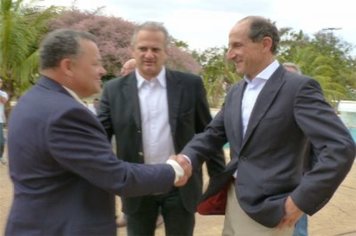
166,159,184,183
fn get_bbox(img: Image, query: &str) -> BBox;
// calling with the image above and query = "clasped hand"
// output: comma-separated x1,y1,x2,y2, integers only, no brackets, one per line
168,154,192,187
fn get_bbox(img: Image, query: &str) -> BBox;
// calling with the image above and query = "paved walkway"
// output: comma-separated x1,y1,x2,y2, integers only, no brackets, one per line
1,156,356,235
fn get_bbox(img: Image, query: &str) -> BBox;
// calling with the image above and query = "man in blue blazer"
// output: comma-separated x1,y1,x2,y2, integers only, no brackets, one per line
180,16,355,235
5,29,191,236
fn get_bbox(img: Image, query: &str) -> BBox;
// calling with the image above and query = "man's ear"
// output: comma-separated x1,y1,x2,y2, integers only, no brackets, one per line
59,58,74,77
261,36,273,53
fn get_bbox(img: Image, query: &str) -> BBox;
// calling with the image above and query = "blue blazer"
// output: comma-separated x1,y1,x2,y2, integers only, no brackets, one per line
5,76,175,236
183,66,355,227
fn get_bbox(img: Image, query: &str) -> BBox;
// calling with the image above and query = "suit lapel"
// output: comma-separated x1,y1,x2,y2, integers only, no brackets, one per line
122,74,141,129
231,81,247,149
241,66,285,149
166,70,182,136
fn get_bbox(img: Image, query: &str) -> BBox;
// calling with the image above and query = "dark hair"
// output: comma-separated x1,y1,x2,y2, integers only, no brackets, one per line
39,29,97,70
241,16,280,54
131,21,170,48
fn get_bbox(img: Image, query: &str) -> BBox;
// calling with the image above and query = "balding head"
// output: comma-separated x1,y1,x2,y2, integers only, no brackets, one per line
120,58,136,76
283,62,302,75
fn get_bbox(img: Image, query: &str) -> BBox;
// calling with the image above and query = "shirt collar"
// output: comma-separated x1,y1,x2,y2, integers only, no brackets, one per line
62,86,87,107
244,60,280,83
136,67,167,89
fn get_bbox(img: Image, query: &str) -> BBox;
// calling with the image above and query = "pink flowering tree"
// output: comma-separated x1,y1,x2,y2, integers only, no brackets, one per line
48,9,201,80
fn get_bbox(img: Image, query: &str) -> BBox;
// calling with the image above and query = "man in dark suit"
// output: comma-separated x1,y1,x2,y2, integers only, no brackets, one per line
179,16,355,235
5,29,192,236
98,21,225,236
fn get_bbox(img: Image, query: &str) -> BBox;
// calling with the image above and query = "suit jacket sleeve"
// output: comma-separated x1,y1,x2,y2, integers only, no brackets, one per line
291,79,355,215
97,81,113,141
47,106,175,197
182,104,228,171
193,77,226,176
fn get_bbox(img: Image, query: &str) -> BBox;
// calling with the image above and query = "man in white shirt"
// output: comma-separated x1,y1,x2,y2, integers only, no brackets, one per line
179,16,355,236
98,22,226,236
0,77,8,165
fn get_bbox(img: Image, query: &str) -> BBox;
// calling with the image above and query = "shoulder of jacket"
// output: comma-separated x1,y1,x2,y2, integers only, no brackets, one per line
168,69,201,80
104,76,130,87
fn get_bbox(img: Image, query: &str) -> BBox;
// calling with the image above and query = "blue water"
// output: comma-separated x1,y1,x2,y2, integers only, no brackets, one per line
350,128,356,142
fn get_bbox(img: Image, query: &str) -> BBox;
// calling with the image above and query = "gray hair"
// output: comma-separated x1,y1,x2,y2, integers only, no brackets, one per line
283,62,302,74
39,29,97,70
240,16,280,54
131,21,170,48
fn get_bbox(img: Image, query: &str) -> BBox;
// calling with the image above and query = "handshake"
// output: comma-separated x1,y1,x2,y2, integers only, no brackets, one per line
166,154,192,187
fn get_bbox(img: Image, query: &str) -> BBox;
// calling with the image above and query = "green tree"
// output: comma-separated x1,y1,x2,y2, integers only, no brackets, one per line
196,27,356,109
194,47,240,108
279,28,356,106
0,0,59,98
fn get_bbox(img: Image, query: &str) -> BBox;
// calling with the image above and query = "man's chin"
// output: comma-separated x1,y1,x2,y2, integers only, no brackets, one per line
86,86,101,97
143,66,155,72
95,86,101,94
142,69,159,77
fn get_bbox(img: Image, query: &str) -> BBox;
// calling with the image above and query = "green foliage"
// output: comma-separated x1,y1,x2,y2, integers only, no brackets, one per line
278,28,356,106
1,1,355,109
195,27,356,108
0,0,60,98
193,47,240,108
172,38,189,49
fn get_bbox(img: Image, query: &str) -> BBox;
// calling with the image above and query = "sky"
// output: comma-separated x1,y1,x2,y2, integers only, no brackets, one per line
37,0,355,54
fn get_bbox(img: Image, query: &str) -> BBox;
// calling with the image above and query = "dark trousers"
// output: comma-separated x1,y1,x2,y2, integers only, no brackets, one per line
126,188,195,236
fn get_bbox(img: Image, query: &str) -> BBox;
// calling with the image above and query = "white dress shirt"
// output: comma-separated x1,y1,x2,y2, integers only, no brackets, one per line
62,86,87,107
232,60,280,178
0,90,8,123
136,68,175,164
241,60,280,136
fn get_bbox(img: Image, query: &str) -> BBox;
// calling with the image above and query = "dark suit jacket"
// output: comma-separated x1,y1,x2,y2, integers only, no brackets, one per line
183,66,355,227
98,69,225,214
5,77,176,236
